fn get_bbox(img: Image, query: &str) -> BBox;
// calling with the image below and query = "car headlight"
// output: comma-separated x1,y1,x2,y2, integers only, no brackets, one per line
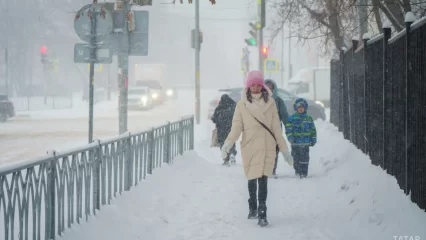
315,101,325,108
141,96,148,102
152,93,158,99
166,89,173,96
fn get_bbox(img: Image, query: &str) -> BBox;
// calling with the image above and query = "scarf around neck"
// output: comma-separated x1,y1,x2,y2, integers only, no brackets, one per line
248,93,267,113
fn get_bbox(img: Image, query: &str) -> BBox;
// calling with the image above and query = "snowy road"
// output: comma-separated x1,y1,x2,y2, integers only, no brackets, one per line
58,121,426,240
0,100,185,165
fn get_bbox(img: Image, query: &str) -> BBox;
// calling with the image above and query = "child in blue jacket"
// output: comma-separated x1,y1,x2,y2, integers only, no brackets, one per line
285,98,317,178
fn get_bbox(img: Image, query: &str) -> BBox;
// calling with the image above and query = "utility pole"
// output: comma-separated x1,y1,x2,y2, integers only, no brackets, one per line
107,63,111,100
280,28,284,88
4,48,8,96
118,0,130,134
194,0,201,124
258,0,265,74
88,4,97,143
288,23,293,80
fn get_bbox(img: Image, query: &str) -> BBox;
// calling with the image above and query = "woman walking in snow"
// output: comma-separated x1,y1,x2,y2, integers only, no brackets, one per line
212,94,237,166
221,70,293,227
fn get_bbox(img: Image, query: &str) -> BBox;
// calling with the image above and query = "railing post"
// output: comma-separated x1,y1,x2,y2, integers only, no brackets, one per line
148,128,154,174
93,140,102,213
350,39,358,145
338,48,346,136
164,122,171,164
125,133,132,191
179,118,184,154
190,116,195,150
382,22,392,172
405,12,415,195
47,153,57,240
363,34,370,154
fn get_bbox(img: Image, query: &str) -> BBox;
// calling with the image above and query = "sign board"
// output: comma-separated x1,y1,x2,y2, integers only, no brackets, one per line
264,58,279,72
74,4,113,43
129,11,149,56
87,63,103,72
74,43,113,64
104,10,149,56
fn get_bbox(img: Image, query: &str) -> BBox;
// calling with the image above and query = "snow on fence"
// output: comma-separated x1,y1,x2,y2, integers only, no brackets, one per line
0,116,194,240
330,13,426,211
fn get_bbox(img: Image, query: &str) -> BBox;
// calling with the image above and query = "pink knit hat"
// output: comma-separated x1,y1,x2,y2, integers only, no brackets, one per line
245,70,265,88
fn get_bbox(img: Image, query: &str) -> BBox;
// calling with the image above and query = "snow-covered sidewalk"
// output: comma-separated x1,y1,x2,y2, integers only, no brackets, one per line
58,121,426,240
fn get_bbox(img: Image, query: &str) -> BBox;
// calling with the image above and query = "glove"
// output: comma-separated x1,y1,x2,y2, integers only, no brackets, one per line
281,152,294,167
221,141,232,160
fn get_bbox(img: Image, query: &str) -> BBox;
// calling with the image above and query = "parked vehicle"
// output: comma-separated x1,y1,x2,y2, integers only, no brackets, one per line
127,87,155,110
207,88,326,121
286,67,331,108
0,94,15,122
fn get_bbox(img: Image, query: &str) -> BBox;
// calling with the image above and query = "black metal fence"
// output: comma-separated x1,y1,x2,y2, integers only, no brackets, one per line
1,116,194,240
330,15,426,210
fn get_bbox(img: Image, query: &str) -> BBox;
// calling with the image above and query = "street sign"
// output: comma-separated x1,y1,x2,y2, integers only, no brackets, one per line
104,10,149,56
264,58,279,72
74,4,113,43
129,11,149,56
87,63,103,72
74,43,113,64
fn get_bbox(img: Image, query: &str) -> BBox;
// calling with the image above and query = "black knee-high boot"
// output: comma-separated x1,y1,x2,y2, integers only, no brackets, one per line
257,176,268,226
247,179,257,219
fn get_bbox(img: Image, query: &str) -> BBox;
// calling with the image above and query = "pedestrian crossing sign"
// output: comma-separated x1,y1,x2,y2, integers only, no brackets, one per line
264,58,279,72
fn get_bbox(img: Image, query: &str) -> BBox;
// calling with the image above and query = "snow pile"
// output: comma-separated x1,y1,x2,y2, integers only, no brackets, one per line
56,120,426,240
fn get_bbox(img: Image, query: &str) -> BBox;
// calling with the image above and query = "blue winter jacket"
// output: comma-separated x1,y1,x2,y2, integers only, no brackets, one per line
285,98,317,146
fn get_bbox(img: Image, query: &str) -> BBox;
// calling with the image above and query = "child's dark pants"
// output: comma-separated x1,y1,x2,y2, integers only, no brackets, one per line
291,146,310,177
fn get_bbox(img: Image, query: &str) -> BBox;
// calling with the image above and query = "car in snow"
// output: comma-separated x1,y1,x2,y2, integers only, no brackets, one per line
135,80,177,105
127,87,155,110
207,87,326,121
0,94,15,122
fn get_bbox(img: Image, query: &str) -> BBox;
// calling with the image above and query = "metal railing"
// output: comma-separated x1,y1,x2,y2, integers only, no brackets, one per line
0,115,194,240
330,14,426,210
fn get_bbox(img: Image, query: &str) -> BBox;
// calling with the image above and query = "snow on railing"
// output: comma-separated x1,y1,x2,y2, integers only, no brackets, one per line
0,115,194,240
367,33,384,45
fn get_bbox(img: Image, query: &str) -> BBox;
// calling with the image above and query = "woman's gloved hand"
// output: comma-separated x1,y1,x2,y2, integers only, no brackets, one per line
221,140,232,159
281,151,294,166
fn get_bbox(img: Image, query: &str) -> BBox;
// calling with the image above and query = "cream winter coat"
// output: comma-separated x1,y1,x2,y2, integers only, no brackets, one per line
224,88,289,180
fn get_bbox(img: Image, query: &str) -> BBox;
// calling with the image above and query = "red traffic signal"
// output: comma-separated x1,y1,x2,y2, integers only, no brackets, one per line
40,46,47,54
261,46,268,56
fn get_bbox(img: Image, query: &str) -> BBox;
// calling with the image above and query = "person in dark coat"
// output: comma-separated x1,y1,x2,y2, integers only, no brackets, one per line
264,79,289,178
212,94,237,166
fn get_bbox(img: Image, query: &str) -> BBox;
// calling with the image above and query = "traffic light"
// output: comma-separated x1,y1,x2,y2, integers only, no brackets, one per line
245,38,256,46
261,46,268,57
40,46,47,54
245,21,260,47
40,46,48,63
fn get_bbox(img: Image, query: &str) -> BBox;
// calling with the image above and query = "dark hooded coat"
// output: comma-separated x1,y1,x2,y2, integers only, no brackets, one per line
212,94,236,144
264,79,289,125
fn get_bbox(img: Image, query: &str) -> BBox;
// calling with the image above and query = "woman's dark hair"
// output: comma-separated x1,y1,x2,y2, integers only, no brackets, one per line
246,87,269,103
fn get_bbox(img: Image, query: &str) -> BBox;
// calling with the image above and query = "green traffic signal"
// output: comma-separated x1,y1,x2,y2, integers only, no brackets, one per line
245,38,257,46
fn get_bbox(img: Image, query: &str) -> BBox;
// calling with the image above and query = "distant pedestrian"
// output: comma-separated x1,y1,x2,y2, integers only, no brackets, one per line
264,79,289,178
212,94,237,166
221,70,293,227
285,98,317,178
